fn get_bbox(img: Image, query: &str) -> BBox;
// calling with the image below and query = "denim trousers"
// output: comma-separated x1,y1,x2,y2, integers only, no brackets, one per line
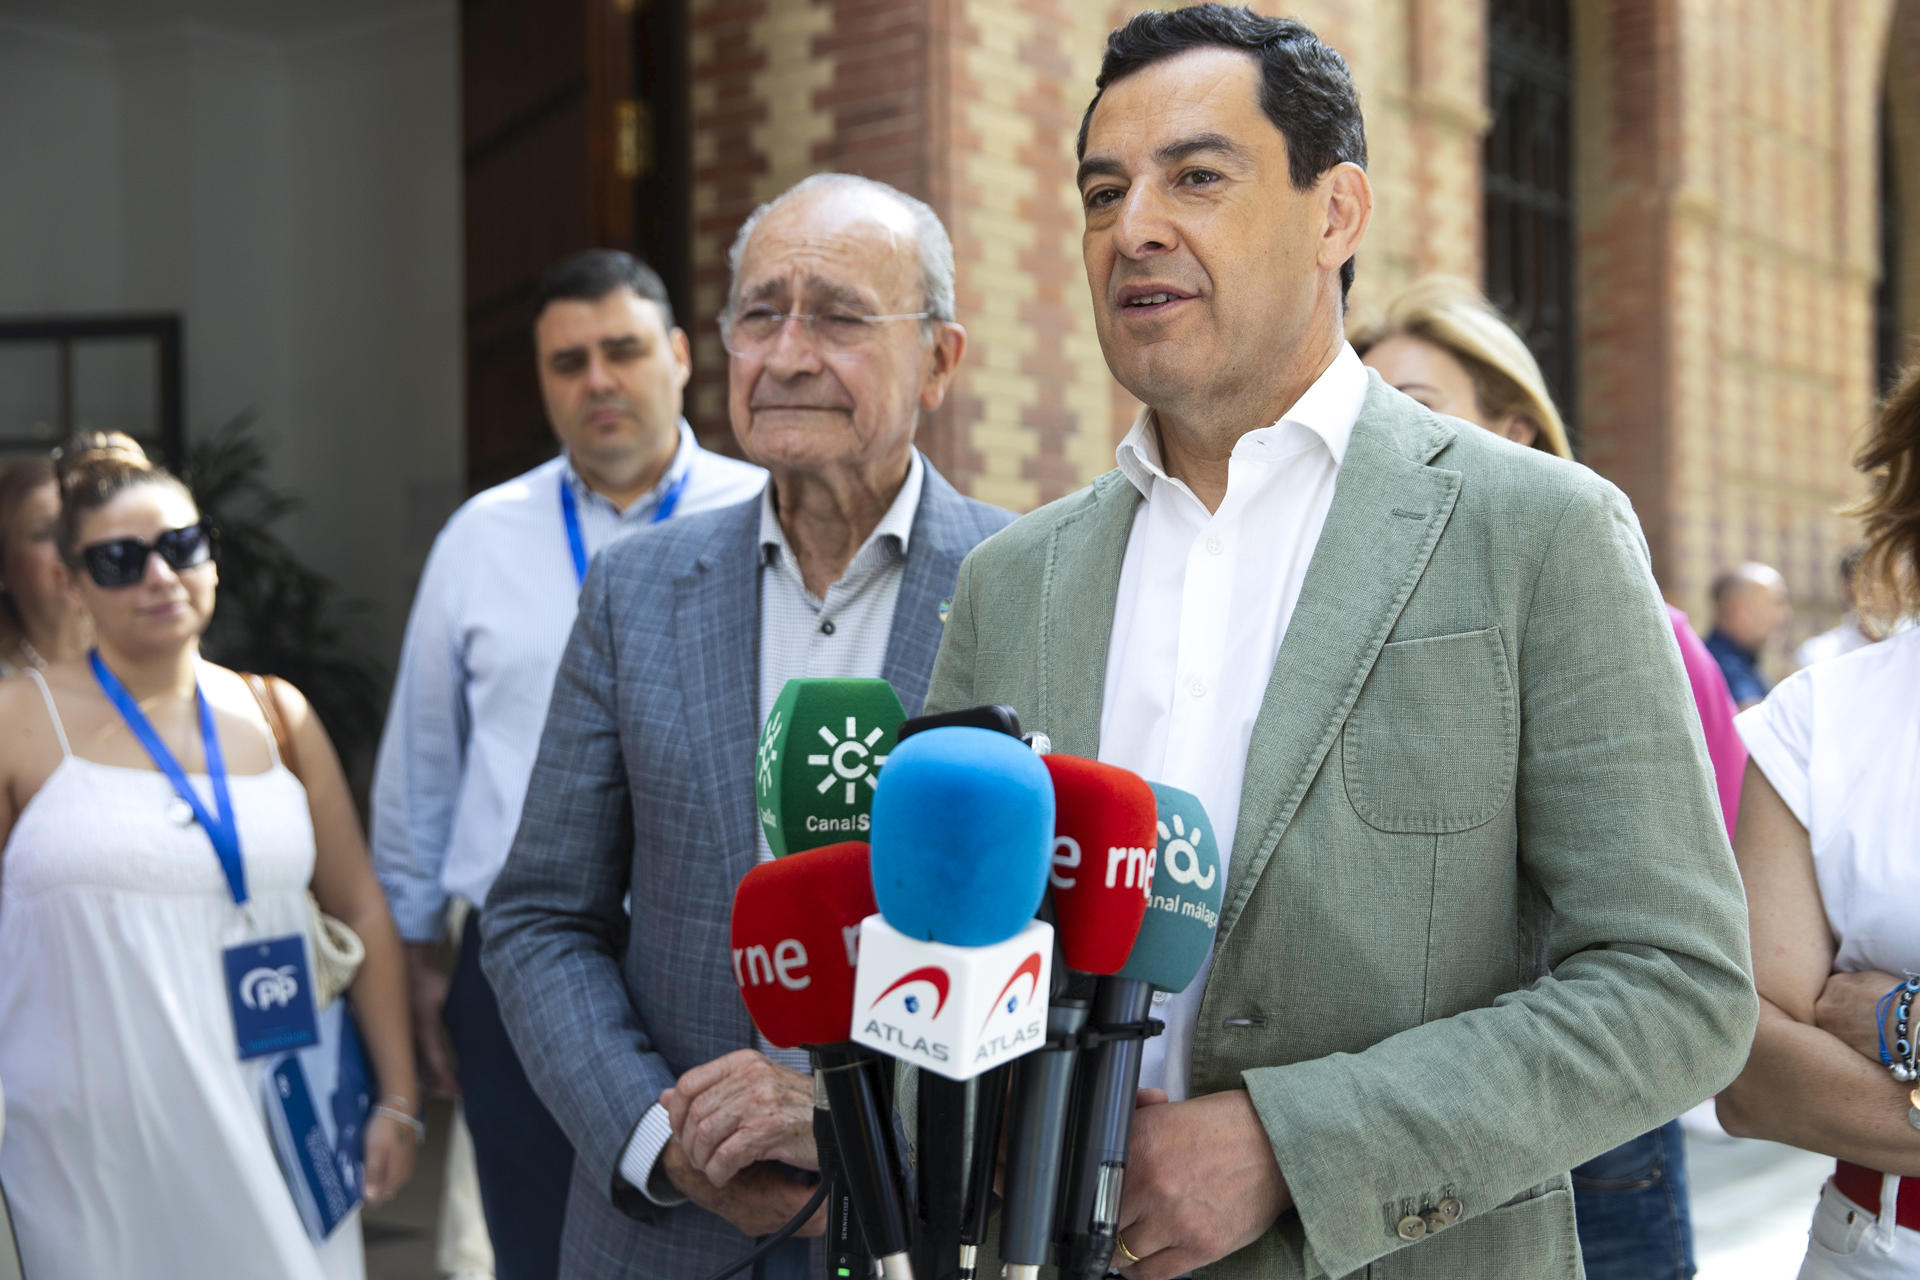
1571,1119,1697,1280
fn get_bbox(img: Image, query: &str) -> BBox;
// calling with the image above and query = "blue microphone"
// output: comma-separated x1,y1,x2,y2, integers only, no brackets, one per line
860,725,1059,1280
867,726,1055,946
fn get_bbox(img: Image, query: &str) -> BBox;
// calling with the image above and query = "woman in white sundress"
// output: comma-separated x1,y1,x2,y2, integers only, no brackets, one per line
0,434,416,1279
1717,362,1920,1278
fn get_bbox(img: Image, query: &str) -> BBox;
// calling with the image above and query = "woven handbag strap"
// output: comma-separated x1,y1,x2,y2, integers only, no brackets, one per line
240,671,301,778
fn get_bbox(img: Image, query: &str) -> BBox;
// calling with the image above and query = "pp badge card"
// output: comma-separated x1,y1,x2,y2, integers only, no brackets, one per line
224,934,320,1059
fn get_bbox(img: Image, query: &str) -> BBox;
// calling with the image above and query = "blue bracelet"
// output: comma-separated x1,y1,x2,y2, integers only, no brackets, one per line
1879,982,1901,1067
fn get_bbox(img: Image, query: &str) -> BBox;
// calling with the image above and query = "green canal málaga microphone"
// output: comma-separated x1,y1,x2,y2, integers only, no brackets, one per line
1054,782,1225,1279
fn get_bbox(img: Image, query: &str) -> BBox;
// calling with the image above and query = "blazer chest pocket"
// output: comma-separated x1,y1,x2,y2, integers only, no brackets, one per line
1343,626,1516,833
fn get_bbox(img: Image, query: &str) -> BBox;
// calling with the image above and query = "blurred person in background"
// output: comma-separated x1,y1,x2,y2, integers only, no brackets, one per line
1795,544,1900,668
0,456,89,675
1718,361,1920,1278
1360,275,1735,1280
1705,561,1791,708
0,434,416,1279
1350,274,1573,460
370,249,764,1280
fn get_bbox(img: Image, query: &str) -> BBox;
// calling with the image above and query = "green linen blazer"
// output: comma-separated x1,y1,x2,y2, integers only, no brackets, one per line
923,374,1758,1279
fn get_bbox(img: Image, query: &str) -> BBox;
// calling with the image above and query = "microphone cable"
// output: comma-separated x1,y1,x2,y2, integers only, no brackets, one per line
693,1180,831,1280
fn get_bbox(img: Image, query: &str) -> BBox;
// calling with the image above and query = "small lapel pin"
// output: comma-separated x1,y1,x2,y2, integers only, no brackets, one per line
938,598,952,624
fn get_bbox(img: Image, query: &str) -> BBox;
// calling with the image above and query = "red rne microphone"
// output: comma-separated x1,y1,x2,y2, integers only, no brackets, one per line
730,840,876,1046
1043,755,1158,975
999,756,1158,1279
730,842,912,1279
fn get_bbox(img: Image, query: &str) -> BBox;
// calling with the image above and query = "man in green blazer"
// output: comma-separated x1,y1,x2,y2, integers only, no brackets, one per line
925,9,1757,1278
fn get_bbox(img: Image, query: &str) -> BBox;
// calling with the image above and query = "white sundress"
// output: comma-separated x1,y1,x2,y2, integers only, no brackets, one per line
0,669,364,1280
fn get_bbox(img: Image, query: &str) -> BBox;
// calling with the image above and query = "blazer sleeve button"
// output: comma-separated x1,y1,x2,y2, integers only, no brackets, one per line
1437,1197,1463,1224
1396,1214,1427,1241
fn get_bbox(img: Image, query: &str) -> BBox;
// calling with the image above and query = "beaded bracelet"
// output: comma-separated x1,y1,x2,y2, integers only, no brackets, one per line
372,1095,428,1146
1884,977,1920,1132
1887,978,1918,1082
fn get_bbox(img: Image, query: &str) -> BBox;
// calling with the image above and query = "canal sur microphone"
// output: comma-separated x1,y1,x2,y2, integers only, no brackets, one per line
997,756,1157,1280
756,677,907,858
730,842,910,1279
1055,783,1225,1279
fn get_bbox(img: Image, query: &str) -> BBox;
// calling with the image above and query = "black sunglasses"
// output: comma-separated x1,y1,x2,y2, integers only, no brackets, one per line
79,521,216,589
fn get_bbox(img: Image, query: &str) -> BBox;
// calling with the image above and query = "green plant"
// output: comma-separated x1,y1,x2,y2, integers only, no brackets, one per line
187,412,388,779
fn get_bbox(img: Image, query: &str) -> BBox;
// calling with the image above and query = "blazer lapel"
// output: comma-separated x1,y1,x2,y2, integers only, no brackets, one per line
674,507,763,888
1216,382,1462,949
883,457,967,717
1039,471,1142,757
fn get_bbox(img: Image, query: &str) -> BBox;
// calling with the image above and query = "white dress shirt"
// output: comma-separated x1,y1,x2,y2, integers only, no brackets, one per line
1098,344,1369,1101
621,454,926,1203
371,421,767,942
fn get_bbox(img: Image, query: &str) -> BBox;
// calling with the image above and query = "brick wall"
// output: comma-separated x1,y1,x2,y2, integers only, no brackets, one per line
1574,0,1899,666
1888,0,1920,380
679,1,1912,664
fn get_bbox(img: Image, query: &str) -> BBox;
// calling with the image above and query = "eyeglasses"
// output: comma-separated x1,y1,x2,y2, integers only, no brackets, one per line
79,521,216,588
720,306,932,357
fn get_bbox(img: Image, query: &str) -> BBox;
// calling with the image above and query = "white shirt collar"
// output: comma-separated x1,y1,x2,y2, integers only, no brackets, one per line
759,450,924,563
561,418,700,517
1115,343,1369,499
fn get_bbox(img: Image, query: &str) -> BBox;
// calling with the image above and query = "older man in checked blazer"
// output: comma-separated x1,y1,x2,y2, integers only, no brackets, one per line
481,173,1012,1280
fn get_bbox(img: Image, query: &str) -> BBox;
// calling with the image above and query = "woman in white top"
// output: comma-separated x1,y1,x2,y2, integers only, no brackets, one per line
0,435,416,1278
1718,362,1920,1278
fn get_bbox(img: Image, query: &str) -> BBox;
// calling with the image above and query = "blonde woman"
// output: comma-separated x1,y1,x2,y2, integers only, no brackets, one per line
1352,275,1574,460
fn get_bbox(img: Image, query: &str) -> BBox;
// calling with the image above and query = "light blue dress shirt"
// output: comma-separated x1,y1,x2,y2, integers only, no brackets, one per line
371,421,767,942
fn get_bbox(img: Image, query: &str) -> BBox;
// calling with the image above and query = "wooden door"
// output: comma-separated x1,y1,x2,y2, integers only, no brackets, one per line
460,0,689,492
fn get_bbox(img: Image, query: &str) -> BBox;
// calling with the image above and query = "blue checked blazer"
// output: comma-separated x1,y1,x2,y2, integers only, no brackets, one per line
481,456,1012,1278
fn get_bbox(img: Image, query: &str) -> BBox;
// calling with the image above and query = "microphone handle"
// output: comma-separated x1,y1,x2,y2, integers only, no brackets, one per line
914,1072,968,1280
956,1062,1008,1280
815,1065,878,1280
815,1043,915,1276
1054,978,1154,1279
998,980,1094,1276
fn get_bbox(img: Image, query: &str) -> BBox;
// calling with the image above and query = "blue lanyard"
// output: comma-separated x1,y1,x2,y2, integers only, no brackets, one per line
90,650,246,905
559,465,692,587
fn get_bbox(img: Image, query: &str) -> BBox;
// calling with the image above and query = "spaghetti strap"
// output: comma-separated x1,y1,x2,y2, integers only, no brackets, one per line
236,670,288,772
24,667,73,759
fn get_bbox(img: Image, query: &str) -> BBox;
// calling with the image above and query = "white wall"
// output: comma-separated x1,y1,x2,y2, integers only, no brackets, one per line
279,7,463,658
0,2,462,679
0,19,124,313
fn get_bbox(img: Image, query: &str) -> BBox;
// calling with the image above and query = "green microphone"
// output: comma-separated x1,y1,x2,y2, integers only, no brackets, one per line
756,677,908,857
